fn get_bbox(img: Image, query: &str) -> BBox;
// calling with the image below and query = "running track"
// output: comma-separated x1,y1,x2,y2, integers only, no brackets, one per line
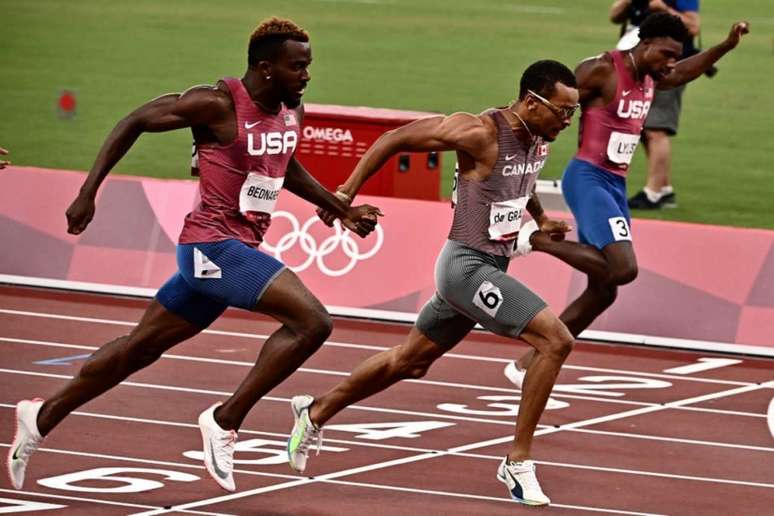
1,285,772,515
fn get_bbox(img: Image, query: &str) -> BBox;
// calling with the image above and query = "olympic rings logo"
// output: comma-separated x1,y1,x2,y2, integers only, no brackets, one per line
262,211,384,277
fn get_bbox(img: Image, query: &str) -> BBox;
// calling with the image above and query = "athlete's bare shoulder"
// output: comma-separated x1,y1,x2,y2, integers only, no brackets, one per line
575,53,615,103
444,111,493,154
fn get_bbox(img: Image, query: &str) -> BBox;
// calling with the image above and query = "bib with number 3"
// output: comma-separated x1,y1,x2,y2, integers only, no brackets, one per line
239,172,284,217
606,131,640,165
488,197,528,241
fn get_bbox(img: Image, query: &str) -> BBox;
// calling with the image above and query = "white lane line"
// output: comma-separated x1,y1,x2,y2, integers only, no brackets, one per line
0,487,227,515
0,444,660,516
0,308,757,387
128,382,772,515
0,367,533,428
3,336,766,419
664,358,743,375
3,364,773,455
2,402,771,464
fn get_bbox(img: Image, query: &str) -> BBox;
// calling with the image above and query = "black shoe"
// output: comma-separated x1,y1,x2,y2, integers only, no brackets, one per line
628,190,663,210
660,191,677,208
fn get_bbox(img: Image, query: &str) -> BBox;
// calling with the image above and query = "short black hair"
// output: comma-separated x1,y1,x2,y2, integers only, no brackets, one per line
518,60,577,100
638,12,689,43
248,17,309,67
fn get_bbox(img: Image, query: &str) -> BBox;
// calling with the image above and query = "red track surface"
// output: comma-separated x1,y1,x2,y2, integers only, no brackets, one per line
1,285,772,515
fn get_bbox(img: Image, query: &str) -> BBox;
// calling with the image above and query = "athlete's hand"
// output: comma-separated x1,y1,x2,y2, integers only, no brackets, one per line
647,0,668,12
341,204,383,238
725,21,750,49
0,147,10,169
317,189,353,227
538,218,572,241
66,193,96,234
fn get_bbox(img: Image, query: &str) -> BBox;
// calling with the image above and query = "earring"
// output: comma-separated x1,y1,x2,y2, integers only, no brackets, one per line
266,76,271,80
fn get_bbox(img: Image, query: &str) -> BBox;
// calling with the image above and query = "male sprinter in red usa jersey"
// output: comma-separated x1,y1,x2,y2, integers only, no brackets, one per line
505,13,749,385
6,17,381,493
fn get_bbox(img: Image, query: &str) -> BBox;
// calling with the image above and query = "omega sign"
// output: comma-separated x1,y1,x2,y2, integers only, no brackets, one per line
302,126,354,143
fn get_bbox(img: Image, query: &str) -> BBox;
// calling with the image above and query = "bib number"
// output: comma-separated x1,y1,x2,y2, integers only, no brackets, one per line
488,197,528,241
606,132,640,165
608,216,632,241
239,173,284,219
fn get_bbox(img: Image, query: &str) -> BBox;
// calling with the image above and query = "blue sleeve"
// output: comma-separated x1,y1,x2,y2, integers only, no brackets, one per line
674,0,699,12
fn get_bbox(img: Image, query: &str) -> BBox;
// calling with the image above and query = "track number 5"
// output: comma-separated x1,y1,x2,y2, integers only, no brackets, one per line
608,217,632,241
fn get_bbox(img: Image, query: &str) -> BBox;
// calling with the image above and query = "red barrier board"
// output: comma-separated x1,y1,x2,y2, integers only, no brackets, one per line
297,104,441,200
1,166,773,353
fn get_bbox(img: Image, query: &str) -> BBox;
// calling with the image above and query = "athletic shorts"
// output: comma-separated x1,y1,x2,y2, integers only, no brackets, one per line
156,239,286,328
562,158,632,250
643,85,685,136
415,240,547,348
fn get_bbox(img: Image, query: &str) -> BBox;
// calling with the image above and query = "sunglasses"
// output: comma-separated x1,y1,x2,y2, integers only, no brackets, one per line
528,89,579,120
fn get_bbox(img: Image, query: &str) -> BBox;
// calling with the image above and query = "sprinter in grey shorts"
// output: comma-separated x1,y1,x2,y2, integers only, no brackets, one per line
287,61,579,506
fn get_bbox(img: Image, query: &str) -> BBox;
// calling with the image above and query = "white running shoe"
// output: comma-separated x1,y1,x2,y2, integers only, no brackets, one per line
198,402,237,492
504,361,526,390
287,395,323,473
496,457,551,506
7,398,44,490
514,220,539,257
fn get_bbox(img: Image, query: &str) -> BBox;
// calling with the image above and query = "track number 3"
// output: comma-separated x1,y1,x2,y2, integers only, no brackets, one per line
608,217,632,241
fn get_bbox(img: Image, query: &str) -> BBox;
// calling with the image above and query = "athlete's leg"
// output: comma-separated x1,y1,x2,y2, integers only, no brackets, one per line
309,326,449,427
214,268,333,431
36,300,203,436
515,240,636,371
558,240,637,336
527,232,610,282
643,129,672,192
508,307,573,462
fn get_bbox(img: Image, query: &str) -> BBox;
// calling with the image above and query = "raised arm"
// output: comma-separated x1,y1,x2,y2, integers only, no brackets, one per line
66,86,229,234
338,112,489,199
657,21,749,89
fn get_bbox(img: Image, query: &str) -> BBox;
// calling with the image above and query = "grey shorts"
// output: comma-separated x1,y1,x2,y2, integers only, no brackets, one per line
415,240,547,348
643,85,685,136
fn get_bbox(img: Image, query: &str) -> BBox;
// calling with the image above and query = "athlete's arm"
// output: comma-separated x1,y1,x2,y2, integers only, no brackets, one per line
284,157,381,237
338,112,489,200
526,187,572,239
66,86,230,234
575,56,614,106
657,21,749,89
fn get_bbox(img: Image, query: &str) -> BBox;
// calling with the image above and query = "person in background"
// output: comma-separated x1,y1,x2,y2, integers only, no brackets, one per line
610,0,701,209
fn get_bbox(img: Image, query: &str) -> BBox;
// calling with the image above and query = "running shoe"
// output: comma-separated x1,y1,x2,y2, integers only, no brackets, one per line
198,402,237,492
660,191,677,208
7,398,44,490
496,457,551,506
504,361,526,390
287,395,323,473
628,190,663,210
514,220,539,257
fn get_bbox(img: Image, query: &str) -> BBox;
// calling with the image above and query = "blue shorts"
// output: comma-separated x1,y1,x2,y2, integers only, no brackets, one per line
562,158,633,250
156,239,286,328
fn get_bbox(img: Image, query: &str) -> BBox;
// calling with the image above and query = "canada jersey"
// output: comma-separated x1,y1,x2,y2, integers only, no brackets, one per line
575,50,654,177
449,110,549,257
179,77,300,248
